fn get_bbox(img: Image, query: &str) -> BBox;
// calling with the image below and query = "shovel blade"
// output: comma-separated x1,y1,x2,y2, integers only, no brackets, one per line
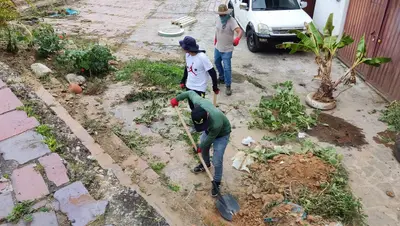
216,194,240,221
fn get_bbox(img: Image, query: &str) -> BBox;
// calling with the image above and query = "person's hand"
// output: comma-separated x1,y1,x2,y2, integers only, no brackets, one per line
180,83,185,89
233,37,240,46
214,37,217,46
170,98,179,108
193,147,201,153
213,86,220,94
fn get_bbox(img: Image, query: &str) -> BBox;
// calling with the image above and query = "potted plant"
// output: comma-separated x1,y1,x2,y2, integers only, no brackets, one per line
277,13,391,110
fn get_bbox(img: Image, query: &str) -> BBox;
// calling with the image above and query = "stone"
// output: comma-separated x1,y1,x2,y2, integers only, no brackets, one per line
54,181,108,226
65,74,86,85
0,131,51,164
0,182,12,194
0,111,39,142
30,211,59,226
39,153,69,186
0,88,22,115
31,63,52,78
0,193,14,220
11,164,49,201
0,79,5,89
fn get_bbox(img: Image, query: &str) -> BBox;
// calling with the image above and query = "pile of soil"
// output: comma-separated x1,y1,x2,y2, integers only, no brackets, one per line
373,130,398,151
308,113,368,147
234,154,334,225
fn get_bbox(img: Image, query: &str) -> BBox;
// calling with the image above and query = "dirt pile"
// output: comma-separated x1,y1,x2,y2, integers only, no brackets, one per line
234,154,334,226
373,130,398,151
308,113,367,147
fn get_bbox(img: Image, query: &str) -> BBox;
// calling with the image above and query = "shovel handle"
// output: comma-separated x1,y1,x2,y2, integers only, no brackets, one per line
213,93,217,106
174,107,214,182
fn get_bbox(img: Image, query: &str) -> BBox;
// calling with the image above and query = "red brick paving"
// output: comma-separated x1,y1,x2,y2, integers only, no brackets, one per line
39,153,69,187
11,164,49,201
0,110,39,142
0,88,23,115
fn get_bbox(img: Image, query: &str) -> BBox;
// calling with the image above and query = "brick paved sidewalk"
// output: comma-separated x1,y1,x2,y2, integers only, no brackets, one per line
0,80,108,226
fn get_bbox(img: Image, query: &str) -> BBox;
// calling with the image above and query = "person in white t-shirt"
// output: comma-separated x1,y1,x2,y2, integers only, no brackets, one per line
179,36,219,110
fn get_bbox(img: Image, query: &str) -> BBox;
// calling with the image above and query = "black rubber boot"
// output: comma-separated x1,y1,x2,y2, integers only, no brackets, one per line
226,86,232,96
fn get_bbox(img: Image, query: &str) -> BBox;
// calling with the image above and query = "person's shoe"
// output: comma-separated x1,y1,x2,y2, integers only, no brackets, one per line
219,78,225,84
192,163,210,174
212,181,221,197
226,86,232,96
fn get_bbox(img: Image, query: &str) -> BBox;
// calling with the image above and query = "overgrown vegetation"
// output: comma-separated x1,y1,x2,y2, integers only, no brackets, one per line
33,23,65,57
278,13,390,102
57,44,115,76
6,201,34,223
84,77,108,95
113,127,150,156
380,101,400,132
250,81,318,141
116,59,183,90
134,100,164,126
167,182,180,192
35,124,63,152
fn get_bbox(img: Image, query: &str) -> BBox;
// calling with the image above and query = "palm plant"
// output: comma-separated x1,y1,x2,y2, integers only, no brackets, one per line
277,13,391,103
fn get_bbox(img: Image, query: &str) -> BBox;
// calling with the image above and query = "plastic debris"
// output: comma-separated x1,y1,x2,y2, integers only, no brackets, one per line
241,136,255,146
264,202,306,223
298,132,306,139
232,151,254,173
48,8,79,17
65,8,78,15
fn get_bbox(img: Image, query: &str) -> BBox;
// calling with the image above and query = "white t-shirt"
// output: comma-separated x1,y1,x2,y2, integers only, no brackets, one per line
185,52,213,92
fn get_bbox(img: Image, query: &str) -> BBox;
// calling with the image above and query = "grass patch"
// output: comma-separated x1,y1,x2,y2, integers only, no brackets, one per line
150,162,166,174
6,201,34,223
113,127,150,156
35,124,63,152
3,173,9,179
16,104,38,118
380,101,400,132
250,81,318,140
116,59,183,90
125,89,176,103
34,163,45,175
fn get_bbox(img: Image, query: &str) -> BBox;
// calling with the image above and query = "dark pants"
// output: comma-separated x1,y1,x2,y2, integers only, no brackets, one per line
186,88,205,110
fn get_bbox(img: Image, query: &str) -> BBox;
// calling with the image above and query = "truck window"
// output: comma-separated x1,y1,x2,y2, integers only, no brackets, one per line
252,0,300,10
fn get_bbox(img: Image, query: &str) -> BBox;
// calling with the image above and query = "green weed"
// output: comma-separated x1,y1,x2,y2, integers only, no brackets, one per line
167,182,180,192
16,105,37,118
134,100,163,126
150,162,166,174
6,201,33,223
250,81,318,134
113,127,150,156
35,124,62,152
33,23,65,57
23,214,33,223
3,173,9,179
34,163,45,175
116,59,183,90
380,101,400,132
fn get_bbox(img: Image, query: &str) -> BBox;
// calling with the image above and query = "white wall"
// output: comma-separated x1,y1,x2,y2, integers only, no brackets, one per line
313,0,351,37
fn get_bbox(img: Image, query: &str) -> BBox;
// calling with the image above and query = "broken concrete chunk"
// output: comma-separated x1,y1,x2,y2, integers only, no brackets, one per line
31,63,52,78
65,74,86,85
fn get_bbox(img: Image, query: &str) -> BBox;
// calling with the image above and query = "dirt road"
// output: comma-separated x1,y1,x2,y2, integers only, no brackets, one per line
34,0,400,225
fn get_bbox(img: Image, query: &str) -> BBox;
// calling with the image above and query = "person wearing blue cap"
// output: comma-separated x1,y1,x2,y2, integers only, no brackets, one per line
179,36,219,111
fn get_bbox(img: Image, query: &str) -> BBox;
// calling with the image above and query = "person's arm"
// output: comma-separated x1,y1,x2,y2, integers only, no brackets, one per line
208,68,219,93
199,125,222,151
176,90,203,103
180,67,188,88
235,27,243,39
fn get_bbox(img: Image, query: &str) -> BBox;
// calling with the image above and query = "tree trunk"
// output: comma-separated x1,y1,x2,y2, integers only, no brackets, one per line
313,56,334,102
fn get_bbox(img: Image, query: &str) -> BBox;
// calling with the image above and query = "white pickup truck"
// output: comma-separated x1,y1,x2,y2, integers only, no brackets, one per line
228,0,312,52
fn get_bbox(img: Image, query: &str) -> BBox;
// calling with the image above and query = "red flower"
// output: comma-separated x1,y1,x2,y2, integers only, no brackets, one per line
81,68,85,72
59,35,63,39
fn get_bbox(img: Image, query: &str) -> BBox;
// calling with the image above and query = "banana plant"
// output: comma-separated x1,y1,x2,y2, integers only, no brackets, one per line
277,13,391,102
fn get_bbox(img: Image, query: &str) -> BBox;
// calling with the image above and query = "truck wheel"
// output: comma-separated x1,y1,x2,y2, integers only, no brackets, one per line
246,29,260,53
228,1,235,18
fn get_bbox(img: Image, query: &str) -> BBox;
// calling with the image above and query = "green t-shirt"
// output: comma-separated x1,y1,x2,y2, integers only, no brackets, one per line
176,91,231,150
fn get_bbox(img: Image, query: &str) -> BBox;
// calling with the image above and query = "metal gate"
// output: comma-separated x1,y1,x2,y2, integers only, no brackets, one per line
338,0,400,100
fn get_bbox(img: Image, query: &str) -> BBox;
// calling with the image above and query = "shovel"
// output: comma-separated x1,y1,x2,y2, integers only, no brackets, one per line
174,107,240,221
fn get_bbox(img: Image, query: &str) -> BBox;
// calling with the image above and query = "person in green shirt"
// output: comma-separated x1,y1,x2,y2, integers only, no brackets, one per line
171,90,231,197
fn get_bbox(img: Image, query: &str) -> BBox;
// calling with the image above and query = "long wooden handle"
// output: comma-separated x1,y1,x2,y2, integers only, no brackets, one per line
175,107,214,182
213,93,217,106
